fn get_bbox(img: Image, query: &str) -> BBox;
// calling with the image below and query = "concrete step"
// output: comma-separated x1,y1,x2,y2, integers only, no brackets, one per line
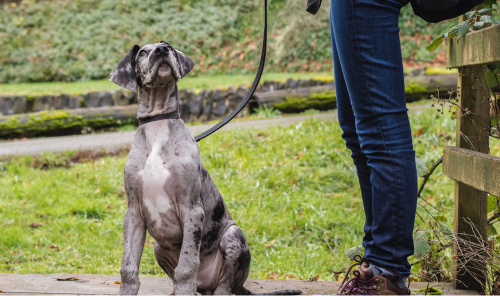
0,274,479,295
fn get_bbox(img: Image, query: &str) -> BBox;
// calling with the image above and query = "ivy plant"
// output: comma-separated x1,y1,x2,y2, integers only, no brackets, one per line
426,2,499,52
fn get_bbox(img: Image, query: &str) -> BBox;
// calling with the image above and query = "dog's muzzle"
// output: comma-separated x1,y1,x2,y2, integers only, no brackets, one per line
155,44,170,55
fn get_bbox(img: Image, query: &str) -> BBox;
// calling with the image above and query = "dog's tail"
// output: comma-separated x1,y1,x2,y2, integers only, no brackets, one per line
236,287,303,296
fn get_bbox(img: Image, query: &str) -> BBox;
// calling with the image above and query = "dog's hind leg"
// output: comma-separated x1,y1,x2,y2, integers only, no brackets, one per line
214,226,250,295
153,241,176,279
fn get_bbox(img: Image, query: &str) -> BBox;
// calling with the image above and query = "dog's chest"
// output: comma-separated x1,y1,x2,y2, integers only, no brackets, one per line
127,123,185,245
140,143,181,237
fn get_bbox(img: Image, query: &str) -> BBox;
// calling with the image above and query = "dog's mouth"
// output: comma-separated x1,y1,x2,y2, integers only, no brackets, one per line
150,57,179,81
157,62,171,77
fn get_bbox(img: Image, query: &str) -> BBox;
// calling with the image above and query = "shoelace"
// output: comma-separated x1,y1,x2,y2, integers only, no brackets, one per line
339,255,379,295
338,255,412,295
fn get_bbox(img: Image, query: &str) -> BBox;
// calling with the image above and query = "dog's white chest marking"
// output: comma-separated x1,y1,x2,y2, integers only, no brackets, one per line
139,124,174,230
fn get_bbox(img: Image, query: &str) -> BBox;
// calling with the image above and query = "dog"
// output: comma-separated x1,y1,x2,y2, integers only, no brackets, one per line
109,41,301,296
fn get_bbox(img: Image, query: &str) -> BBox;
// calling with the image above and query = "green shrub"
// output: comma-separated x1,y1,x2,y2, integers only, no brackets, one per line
0,0,465,83
274,90,336,114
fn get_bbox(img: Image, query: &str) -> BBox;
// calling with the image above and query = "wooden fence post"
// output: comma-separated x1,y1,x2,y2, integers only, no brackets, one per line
450,5,491,292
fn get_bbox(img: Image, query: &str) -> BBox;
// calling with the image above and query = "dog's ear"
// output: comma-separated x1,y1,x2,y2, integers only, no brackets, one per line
109,45,140,91
174,49,194,79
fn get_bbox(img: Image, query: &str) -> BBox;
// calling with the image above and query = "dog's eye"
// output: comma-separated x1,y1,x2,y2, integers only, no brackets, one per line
139,50,147,57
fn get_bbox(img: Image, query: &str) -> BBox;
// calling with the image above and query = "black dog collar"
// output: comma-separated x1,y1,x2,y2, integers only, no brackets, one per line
138,112,180,125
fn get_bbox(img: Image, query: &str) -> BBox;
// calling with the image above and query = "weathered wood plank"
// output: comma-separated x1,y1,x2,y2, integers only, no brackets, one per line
449,11,492,289
443,146,500,197
446,25,500,68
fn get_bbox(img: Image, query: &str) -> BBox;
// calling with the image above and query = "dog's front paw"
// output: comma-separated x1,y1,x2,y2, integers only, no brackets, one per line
119,283,140,295
173,283,197,295
118,278,140,295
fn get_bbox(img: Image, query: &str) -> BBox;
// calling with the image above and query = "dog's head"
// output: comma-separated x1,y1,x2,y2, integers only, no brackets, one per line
109,41,194,90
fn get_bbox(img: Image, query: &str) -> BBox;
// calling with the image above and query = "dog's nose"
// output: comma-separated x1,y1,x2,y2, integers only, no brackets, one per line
155,45,170,55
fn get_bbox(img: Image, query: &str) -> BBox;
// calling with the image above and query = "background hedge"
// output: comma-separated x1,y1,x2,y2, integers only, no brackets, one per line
0,0,487,84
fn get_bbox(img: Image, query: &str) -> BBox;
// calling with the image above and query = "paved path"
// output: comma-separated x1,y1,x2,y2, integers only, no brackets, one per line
0,105,429,157
0,113,338,157
0,274,478,295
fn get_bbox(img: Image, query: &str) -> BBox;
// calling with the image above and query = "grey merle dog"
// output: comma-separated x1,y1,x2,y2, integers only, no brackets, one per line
109,41,301,296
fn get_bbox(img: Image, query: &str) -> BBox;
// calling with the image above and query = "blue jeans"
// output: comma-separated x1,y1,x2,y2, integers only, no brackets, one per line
330,0,417,276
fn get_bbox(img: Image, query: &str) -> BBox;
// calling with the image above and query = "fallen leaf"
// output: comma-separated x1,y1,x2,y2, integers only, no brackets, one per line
308,275,320,282
265,240,276,248
107,204,113,209
94,188,100,194
326,193,342,197
30,222,42,228
415,127,424,137
114,281,121,284
89,226,93,232
5,219,14,225
55,277,79,281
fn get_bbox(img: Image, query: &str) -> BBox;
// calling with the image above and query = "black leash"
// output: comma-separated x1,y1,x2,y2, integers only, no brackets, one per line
194,0,267,143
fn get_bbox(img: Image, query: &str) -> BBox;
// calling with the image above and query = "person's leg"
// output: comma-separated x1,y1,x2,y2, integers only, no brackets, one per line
329,13,374,249
330,0,417,276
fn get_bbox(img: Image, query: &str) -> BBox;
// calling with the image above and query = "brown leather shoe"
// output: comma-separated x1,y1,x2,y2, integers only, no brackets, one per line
338,255,411,295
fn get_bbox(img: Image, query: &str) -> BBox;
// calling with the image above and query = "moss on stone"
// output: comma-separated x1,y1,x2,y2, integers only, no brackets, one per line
405,80,428,94
273,90,336,114
311,75,335,82
0,110,135,139
425,67,457,75
413,287,442,295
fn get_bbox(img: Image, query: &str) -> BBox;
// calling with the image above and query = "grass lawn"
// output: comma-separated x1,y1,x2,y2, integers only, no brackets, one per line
0,107,497,281
0,72,335,96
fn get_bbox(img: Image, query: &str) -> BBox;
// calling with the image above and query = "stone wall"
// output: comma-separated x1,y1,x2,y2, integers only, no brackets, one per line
0,78,333,118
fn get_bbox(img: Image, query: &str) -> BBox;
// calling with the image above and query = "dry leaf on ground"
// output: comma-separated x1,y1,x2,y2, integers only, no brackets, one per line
30,222,42,228
114,281,121,284
54,277,79,281
265,240,276,248
308,275,323,282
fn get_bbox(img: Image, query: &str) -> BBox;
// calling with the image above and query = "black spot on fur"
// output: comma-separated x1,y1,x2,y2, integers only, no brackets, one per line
237,250,251,272
201,169,209,182
136,74,143,88
170,85,178,98
173,241,183,250
193,228,202,246
202,223,222,250
235,228,247,246
212,198,225,222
